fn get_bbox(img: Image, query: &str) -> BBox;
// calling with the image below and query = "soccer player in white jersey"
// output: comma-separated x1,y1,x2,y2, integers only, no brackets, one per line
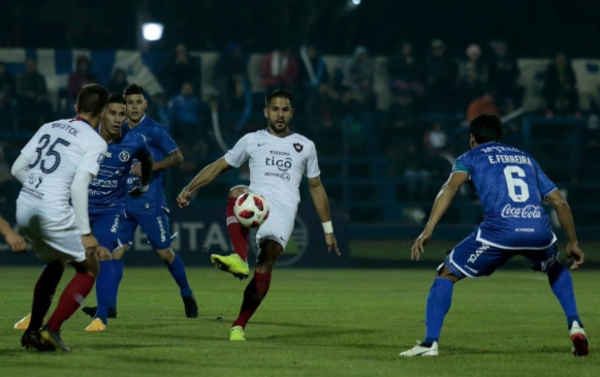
11,84,109,352
177,90,340,341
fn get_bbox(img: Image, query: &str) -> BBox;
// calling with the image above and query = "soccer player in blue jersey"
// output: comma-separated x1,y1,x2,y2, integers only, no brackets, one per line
400,114,588,357
84,94,153,331
115,84,197,317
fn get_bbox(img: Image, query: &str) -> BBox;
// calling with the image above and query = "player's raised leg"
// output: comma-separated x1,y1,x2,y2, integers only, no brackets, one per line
211,185,251,280
230,239,281,341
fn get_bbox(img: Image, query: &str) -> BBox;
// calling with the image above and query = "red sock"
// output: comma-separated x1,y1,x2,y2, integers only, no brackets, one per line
29,262,64,331
46,273,96,331
227,197,249,262
232,272,271,328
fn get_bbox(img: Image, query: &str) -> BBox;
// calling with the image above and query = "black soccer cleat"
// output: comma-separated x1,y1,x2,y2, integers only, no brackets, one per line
82,306,117,318
21,329,55,352
183,294,199,318
39,326,70,353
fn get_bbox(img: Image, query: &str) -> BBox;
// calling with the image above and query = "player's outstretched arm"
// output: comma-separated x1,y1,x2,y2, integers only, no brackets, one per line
411,172,468,261
545,190,584,270
308,176,341,256
177,157,233,209
0,215,27,252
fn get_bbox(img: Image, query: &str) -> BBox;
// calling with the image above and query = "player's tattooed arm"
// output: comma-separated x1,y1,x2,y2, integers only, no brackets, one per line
153,149,183,171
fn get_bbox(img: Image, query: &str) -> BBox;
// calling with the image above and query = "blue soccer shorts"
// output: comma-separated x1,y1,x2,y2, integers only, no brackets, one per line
119,210,172,250
443,232,559,278
90,212,123,251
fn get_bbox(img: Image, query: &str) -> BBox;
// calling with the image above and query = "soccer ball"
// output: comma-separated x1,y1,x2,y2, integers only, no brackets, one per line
233,192,270,228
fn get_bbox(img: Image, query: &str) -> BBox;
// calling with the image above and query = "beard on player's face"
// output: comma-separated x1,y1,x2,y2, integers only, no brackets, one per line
269,119,289,134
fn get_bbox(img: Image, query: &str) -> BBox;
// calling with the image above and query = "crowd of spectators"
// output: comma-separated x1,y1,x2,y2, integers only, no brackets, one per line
0,40,592,202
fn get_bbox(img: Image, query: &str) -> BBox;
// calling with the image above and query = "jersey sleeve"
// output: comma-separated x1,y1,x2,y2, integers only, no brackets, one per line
534,160,557,197
153,125,179,156
20,127,46,161
133,134,152,161
305,142,321,178
224,133,251,168
451,151,472,178
78,140,108,177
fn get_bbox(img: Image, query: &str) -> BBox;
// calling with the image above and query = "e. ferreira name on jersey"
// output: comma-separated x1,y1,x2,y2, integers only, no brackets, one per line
487,154,533,166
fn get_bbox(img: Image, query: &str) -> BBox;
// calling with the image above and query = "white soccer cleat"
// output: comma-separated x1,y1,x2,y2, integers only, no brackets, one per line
399,341,439,357
569,321,589,356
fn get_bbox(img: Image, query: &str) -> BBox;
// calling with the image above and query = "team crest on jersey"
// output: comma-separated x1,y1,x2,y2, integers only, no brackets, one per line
293,143,303,152
119,151,130,162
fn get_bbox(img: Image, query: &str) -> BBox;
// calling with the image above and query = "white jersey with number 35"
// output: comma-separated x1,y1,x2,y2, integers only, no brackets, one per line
225,129,320,206
17,118,107,213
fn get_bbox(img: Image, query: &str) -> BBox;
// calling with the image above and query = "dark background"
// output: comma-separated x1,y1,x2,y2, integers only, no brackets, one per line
1,0,598,57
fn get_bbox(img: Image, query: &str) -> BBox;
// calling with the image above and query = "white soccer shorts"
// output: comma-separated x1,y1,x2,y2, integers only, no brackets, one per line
16,201,86,263
255,194,297,251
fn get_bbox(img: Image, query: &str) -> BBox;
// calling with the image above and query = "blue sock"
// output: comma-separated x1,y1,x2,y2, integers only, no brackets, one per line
96,260,114,324
423,278,454,346
167,254,193,297
110,259,124,310
547,262,582,328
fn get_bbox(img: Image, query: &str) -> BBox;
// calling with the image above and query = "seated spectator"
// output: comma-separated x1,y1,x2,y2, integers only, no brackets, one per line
297,44,329,113
214,42,249,110
67,56,97,102
382,90,420,148
260,47,298,94
425,39,456,114
168,82,207,155
345,46,375,110
543,51,580,117
107,68,129,96
488,40,522,111
164,43,200,99
15,58,52,129
0,62,15,130
456,44,488,112
388,41,424,97
466,89,500,121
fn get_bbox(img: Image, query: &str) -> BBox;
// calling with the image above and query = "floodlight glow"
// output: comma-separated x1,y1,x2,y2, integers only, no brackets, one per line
142,23,164,42
352,0,361,5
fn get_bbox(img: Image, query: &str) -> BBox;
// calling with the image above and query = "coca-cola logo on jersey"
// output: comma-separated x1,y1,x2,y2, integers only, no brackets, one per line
500,204,542,219
265,156,292,171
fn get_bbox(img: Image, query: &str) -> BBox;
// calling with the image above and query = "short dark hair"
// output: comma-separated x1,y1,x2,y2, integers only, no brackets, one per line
265,90,293,107
76,84,109,116
107,93,126,105
470,114,503,143
123,84,146,98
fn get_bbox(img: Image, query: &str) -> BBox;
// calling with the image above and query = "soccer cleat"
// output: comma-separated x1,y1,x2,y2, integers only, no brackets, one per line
39,326,70,353
21,329,55,351
569,321,589,356
82,306,117,319
84,318,107,332
399,341,439,357
229,326,246,341
183,294,199,318
14,313,31,330
210,253,249,280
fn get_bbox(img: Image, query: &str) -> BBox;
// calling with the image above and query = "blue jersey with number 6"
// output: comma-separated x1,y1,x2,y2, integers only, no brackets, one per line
452,142,557,249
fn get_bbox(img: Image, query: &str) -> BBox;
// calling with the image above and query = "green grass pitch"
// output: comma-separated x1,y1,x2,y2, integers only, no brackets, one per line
0,266,597,377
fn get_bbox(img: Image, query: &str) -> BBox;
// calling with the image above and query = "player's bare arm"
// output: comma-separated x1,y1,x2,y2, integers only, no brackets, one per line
177,157,233,208
131,149,182,176
412,171,469,261
0,215,27,253
545,190,584,270
308,176,340,256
